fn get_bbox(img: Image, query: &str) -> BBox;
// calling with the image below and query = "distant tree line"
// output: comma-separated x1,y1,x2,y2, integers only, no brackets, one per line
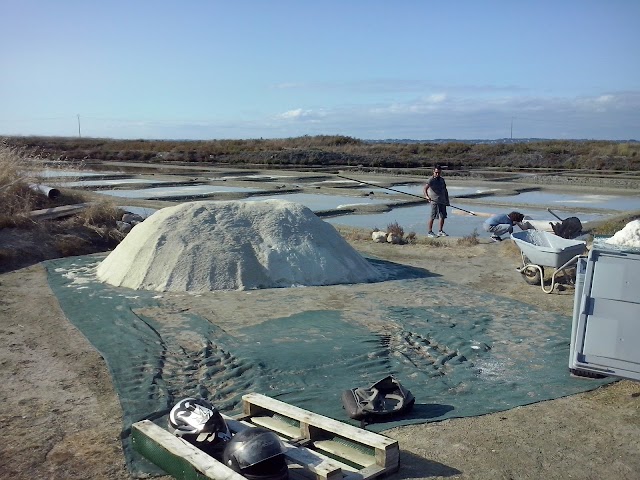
5,135,640,172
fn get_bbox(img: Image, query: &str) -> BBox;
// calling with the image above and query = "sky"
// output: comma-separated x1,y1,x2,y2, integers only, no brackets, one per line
1,0,639,141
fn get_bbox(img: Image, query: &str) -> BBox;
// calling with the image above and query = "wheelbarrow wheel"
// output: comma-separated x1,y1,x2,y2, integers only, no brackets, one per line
521,265,543,285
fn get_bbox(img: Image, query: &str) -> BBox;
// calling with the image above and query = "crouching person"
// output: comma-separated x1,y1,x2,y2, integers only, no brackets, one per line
483,211,530,242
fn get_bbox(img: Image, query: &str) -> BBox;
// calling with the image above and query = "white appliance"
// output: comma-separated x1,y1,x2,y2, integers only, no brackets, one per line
569,238,640,381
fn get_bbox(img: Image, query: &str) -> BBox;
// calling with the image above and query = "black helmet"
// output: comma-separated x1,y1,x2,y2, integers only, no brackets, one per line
223,427,289,480
168,397,231,451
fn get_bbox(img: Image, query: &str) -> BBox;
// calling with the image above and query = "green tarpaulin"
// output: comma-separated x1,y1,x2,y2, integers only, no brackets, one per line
46,254,611,477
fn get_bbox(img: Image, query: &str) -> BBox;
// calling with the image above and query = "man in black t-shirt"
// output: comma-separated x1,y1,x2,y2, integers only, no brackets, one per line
423,165,450,238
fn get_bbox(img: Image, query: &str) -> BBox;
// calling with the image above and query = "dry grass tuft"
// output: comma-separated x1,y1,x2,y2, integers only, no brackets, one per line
0,141,84,227
78,201,123,226
334,226,371,241
503,238,523,258
0,142,129,271
457,229,480,246
416,237,448,247
0,141,35,186
0,209,36,229
0,142,41,225
57,201,126,244
386,221,405,238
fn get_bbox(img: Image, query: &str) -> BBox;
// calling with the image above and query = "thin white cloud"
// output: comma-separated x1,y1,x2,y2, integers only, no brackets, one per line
426,93,447,103
573,93,640,112
276,108,327,122
269,79,527,95
262,91,640,140
2,91,638,140
271,82,304,90
278,109,306,119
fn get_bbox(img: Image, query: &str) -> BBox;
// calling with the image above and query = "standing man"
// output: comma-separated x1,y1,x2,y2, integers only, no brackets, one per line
423,165,450,238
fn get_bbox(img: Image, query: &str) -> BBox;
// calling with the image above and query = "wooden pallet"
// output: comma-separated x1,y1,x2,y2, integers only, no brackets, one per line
239,393,399,477
132,393,400,480
29,203,91,221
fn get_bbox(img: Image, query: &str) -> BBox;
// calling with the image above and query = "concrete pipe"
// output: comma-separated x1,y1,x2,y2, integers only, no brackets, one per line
29,183,61,199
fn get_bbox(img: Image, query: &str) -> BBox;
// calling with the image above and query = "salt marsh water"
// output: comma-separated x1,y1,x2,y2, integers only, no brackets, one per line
62,179,167,187
209,174,295,181
120,206,157,218
238,192,393,210
326,203,607,238
39,169,122,178
479,191,640,212
54,166,635,238
103,186,619,238
313,179,379,186
96,184,260,199
359,184,640,211
358,184,500,198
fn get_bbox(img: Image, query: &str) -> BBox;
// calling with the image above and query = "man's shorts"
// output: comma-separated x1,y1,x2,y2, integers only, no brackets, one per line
430,203,447,220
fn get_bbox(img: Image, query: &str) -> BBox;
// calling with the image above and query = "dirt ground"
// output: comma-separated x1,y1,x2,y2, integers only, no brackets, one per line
1,228,639,480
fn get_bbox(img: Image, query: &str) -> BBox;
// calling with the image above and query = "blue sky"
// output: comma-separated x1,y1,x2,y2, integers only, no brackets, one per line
1,0,639,140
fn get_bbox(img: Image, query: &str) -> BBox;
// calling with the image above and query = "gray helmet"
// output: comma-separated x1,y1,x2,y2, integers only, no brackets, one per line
223,427,288,480
168,397,231,450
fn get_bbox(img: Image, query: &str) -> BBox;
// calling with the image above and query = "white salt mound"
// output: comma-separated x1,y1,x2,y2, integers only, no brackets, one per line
605,219,640,248
96,200,382,292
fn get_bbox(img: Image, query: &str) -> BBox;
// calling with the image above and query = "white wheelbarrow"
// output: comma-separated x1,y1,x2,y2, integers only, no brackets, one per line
511,230,587,293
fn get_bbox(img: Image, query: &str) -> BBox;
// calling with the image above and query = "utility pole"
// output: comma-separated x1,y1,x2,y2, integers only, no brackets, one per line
510,117,513,140
77,114,82,138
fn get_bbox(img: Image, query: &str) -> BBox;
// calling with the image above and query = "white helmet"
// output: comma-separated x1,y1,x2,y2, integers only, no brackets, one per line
168,397,231,451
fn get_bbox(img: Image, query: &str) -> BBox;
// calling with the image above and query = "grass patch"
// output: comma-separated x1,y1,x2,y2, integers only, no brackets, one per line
503,238,524,258
457,229,480,246
416,237,448,247
334,226,371,241
77,201,123,226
